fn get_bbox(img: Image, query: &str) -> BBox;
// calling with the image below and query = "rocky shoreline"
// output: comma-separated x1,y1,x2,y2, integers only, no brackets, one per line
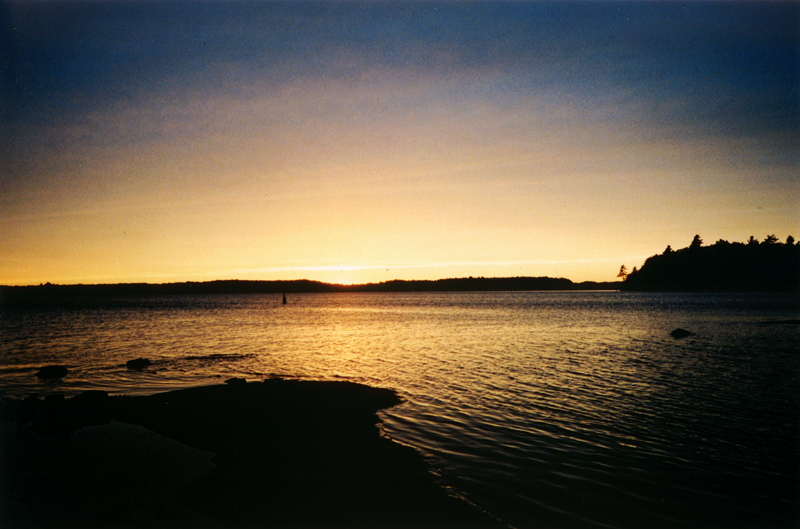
1,379,502,528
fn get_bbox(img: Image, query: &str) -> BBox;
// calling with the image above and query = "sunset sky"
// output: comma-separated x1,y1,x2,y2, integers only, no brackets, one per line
1,0,798,286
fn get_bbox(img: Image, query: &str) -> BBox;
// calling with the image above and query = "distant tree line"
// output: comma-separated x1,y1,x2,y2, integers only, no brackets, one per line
355,277,576,292
0,277,622,307
620,234,799,291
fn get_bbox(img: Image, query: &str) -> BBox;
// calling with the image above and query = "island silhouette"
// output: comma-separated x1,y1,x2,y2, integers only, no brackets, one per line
620,234,799,292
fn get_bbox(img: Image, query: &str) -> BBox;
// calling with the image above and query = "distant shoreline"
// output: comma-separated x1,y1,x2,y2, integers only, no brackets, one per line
5,271,800,306
0,276,620,304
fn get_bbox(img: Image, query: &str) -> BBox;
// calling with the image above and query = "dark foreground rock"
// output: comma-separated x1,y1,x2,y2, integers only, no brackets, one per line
1,380,501,528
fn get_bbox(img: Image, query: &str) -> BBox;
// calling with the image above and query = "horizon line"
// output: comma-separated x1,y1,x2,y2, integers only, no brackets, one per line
1,275,623,289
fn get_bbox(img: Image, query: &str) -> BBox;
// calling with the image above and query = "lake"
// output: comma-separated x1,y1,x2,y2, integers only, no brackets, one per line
1,291,798,528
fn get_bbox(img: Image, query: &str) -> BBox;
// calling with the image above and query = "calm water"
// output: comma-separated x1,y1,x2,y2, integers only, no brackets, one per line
2,291,799,528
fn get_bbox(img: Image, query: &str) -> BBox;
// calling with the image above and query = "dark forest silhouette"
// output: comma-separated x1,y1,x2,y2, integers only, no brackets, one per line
0,277,619,306
621,235,799,292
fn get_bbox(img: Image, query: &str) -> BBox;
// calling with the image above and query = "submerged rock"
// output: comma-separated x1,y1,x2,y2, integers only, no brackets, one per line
670,328,694,339
126,358,152,370
35,365,69,379
224,377,247,386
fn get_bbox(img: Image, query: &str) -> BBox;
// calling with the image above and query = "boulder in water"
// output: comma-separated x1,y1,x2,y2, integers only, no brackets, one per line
670,328,694,339
126,358,152,370
225,377,247,386
35,365,69,379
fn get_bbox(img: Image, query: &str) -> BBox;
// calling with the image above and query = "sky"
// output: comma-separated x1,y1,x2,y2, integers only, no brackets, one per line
1,0,798,286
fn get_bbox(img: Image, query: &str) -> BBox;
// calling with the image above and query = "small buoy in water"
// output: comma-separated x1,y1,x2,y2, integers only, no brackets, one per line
282,293,287,305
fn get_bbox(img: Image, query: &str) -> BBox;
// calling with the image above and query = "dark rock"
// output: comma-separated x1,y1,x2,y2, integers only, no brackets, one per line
4,381,500,527
29,392,77,437
72,390,112,428
8,396,43,425
126,358,152,370
31,408,78,438
35,365,69,379
670,328,694,339
224,377,247,386
73,390,110,403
